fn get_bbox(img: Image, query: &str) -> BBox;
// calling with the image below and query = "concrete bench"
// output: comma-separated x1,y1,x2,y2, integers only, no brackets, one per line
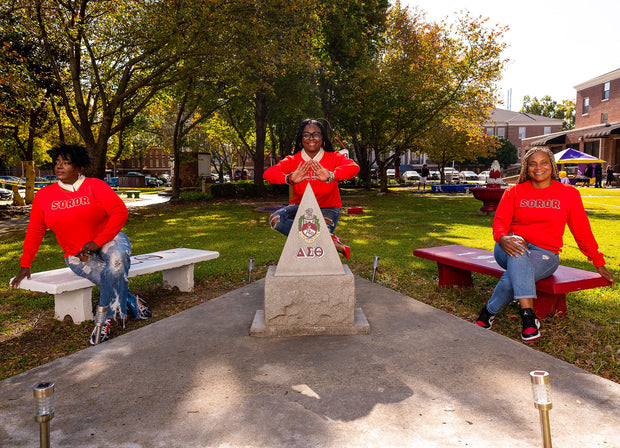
12,248,219,323
413,244,612,318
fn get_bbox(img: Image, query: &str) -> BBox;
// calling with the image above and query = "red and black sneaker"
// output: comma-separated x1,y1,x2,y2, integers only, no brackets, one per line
475,306,495,329
519,308,541,341
90,319,112,345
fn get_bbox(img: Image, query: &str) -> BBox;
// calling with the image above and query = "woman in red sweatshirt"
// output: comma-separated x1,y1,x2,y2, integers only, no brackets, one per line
263,119,359,258
475,147,614,341
11,144,151,344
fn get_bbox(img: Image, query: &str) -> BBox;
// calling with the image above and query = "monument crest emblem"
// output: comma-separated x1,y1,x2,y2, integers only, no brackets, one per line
298,208,320,243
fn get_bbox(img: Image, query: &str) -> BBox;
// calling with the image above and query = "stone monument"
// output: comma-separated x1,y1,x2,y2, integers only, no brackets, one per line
250,184,370,337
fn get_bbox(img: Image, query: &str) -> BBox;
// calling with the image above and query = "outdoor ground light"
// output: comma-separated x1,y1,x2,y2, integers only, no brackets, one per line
93,305,108,345
248,257,255,283
530,370,553,448
33,381,55,448
371,255,380,282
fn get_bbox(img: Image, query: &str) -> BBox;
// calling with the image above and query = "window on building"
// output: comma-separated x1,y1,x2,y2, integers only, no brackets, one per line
543,126,551,135
486,128,494,136
583,97,589,114
518,127,526,139
497,128,505,139
602,112,608,124
603,81,610,100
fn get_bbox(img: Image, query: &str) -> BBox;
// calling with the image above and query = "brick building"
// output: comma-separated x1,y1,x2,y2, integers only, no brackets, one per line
483,108,563,158
522,68,620,174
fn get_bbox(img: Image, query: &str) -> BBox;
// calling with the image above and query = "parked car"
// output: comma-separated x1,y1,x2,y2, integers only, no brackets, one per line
105,177,119,187
0,175,20,184
459,171,480,182
0,187,13,200
401,170,421,183
145,176,163,187
386,168,396,178
478,171,490,182
234,169,248,181
428,170,440,181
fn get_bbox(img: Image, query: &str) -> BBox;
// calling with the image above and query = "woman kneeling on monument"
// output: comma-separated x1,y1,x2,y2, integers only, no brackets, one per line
263,119,360,259
474,147,615,342
10,144,151,344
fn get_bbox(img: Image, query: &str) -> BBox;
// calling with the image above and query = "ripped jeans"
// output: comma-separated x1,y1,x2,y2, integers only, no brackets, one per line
65,232,139,321
269,205,340,236
486,242,560,315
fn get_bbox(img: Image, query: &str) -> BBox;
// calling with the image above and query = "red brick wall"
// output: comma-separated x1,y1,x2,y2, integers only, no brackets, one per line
575,78,620,128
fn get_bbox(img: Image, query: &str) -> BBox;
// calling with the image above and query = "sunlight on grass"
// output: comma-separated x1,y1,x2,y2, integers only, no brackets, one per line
1,188,619,381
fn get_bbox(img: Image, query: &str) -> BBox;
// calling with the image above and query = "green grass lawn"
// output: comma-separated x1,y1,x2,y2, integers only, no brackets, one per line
1,186,618,382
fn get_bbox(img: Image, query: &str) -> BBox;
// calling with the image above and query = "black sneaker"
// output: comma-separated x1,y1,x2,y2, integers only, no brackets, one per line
135,296,152,320
90,319,112,345
475,306,495,329
520,308,541,341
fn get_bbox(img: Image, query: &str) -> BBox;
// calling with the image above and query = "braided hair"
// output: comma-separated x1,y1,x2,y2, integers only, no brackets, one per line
517,147,559,184
293,119,334,154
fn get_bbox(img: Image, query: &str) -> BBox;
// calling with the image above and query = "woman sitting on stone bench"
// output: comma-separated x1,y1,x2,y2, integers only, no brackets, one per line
264,119,360,259
10,144,151,344
475,147,615,342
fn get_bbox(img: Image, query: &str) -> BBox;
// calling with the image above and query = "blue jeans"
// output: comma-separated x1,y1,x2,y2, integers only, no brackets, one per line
486,241,560,315
270,205,341,236
65,232,139,320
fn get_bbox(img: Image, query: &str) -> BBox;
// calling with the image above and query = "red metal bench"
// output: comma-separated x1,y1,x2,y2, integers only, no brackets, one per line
413,244,612,318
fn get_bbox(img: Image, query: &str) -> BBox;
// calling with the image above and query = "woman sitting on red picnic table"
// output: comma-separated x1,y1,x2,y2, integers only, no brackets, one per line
474,147,615,342
263,119,359,259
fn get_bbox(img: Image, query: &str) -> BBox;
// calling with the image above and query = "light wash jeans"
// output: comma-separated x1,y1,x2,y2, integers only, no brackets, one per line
270,205,341,236
65,232,139,320
486,241,560,315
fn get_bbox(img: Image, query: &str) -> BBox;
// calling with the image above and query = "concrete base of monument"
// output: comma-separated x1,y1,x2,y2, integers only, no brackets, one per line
250,265,370,337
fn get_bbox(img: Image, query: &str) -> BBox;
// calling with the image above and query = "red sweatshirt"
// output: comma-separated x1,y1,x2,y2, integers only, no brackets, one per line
263,150,360,207
493,180,605,267
21,178,128,268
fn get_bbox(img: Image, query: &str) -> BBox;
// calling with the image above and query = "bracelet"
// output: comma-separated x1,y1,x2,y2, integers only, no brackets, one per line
285,174,292,185
325,171,335,183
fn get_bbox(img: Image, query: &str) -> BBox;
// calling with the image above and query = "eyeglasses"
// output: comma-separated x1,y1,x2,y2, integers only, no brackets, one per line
302,132,322,140
55,159,72,166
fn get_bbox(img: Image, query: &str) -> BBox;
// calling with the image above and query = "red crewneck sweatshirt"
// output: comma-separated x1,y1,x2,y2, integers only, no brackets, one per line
492,180,605,267
21,178,128,267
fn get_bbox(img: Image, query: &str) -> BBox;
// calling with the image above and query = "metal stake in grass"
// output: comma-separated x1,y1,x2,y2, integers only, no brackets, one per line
371,255,380,282
33,381,55,448
530,370,553,448
248,257,255,283
93,305,108,345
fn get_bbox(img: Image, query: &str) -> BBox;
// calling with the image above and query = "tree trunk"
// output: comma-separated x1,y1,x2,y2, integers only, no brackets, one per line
253,92,267,195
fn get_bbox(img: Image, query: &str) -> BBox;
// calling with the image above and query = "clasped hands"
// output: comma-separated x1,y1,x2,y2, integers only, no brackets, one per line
288,160,331,184
77,241,100,262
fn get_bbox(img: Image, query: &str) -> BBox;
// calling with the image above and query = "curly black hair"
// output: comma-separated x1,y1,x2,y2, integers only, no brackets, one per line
293,119,334,154
49,144,91,169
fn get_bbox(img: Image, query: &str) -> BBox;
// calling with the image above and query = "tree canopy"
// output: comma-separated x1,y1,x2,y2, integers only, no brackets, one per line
521,95,575,130
1,0,511,194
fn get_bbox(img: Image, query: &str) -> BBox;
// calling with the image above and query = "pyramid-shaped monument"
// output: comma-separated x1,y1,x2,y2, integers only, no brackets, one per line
250,184,369,337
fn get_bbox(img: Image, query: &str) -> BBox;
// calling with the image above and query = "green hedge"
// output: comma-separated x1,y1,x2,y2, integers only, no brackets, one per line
208,181,288,198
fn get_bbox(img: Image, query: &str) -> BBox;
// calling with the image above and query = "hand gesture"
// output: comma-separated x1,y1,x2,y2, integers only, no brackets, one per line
308,159,331,182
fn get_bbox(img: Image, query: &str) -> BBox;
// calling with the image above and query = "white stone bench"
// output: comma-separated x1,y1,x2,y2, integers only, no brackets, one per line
11,248,219,323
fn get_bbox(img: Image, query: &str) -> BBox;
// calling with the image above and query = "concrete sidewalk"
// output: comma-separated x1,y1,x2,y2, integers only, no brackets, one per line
1,276,618,447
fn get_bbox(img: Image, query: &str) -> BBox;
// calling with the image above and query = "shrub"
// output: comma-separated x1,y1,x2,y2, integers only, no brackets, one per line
208,181,288,199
